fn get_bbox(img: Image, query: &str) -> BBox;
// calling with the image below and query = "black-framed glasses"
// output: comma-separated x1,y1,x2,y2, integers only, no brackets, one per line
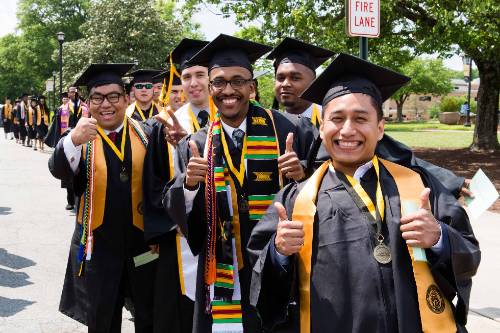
134,83,153,90
210,78,252,90
89,92,124,105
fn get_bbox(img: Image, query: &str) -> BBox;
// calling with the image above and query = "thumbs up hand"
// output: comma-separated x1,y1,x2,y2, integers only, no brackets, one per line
278,132,305,181
185,140,208,189
400,188,441,248
274,202,305,256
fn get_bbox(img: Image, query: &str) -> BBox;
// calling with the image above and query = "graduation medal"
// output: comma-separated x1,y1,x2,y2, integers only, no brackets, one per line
343,156,392,264
119,166,129,182
373,236,392,264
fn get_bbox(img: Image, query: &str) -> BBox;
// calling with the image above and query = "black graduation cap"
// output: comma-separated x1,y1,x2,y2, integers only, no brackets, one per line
167,38,209,71
74,63,134,90
153,70,181,85
188,34,272,74
267,37,335,73
61,92,68,98
300,53,411,106
21,93,29,98
129,69,163,84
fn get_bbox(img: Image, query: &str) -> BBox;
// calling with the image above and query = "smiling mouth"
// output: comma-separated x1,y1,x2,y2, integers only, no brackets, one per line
100,110,115,119
334,140,362,150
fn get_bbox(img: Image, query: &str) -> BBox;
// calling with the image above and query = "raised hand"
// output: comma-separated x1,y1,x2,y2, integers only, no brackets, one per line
274,202,305,256
185,140,208,190
400,188,441,248
155,108,187,146
71,117,98,146
278,132,305,181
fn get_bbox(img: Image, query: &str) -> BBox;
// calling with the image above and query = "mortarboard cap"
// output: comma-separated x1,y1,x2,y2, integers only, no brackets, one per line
21,93,29,98
60,92,68,98
167,39,209,71
129,69,163,84
74,63,134,90
300,53,410,107
267,37,335,73
188,34,272,75
153,70,181,85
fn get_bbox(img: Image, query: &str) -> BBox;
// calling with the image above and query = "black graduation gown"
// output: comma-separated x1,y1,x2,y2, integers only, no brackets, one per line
131,104,159,122
163,107,316,333
44,106,78,148
309,134,466,198
142,118,194,333
48,128,156,332
248,163,481,333
36,107,49,139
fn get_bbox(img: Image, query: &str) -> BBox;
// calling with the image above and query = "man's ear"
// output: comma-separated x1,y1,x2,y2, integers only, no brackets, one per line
377,118,385,141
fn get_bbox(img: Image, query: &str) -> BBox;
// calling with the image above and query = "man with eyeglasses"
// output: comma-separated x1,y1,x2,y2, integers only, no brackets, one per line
163,34,316,333
49,63,158,333
126,69,162,122
141,38,209,333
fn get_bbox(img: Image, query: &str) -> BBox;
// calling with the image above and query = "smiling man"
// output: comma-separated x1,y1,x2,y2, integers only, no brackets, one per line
249,54,480,333
49,63,158,333
126,69,162,122
163,34,316,333
268,37,334,128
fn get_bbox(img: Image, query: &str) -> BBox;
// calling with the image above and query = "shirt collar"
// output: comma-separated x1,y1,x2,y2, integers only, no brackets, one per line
189,103,209,117
102,122,124,135
220,118,247,138
328,159,374,181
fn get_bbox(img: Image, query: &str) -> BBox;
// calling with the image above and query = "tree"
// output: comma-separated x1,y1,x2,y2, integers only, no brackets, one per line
61,0,186,89
186,0,499,151
392,58,454,122
393,0,500,151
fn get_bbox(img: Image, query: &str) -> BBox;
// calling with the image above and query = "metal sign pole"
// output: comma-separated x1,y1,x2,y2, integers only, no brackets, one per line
360,37,368,60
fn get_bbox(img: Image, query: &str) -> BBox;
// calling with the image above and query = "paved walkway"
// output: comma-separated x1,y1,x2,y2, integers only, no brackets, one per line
0,128,499,332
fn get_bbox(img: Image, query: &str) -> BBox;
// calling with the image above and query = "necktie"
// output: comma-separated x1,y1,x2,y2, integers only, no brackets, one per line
197,110,209,128
232,129,245,151
108,131,117,144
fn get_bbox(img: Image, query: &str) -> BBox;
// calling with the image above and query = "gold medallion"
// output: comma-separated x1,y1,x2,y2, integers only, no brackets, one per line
120,169,129,183
373,243,392,264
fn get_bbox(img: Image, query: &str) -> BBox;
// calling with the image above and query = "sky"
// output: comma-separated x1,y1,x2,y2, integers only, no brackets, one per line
0,0,466,71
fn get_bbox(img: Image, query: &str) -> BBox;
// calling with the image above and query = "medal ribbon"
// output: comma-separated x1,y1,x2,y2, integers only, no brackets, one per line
97,117,128,162
311,104,321,127
220,122,247,186
344,156,385,222
188,105,201,133
134,102,154,121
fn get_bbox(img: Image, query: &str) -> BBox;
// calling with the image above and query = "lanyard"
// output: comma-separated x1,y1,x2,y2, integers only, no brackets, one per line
97,117,128,161
134,103,154,121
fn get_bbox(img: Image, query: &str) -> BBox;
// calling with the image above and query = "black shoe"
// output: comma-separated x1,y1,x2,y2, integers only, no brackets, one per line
65,204,74,210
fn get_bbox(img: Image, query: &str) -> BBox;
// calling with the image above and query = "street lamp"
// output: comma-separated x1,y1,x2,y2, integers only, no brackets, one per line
56,32,65,99
462,53,473,127
52,71,57,110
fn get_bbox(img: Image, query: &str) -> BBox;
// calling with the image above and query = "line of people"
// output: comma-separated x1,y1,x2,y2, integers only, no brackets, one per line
42,34,479,333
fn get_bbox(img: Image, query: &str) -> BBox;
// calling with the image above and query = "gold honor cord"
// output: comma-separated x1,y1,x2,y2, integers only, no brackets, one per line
97,117,128,162
188,105,201,133
165,52,182,106
344,156,385,222
220,129,247,186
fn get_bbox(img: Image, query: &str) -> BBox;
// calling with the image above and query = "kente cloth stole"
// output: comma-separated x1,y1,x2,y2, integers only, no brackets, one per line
204,104,282,332
292,159,456,333
60,107,70,134
311,104,321,128
76,117,148,276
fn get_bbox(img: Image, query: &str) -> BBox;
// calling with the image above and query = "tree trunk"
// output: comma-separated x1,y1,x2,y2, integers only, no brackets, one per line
471,59,500,152
396,98,405,122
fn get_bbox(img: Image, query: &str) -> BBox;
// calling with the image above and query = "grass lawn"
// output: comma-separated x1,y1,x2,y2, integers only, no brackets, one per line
385,131,475,148
384,120,473,132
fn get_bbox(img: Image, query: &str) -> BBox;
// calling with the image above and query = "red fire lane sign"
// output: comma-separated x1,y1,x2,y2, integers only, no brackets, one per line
346,0,380,37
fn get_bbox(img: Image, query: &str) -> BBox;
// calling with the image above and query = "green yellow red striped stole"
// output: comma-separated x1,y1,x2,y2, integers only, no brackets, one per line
204,104,282,330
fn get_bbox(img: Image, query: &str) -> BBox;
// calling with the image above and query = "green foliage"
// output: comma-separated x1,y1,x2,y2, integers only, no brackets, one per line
61,0,186,89
428,105,441,119
439,96,477,114
385,131,475,149
392,58,454,104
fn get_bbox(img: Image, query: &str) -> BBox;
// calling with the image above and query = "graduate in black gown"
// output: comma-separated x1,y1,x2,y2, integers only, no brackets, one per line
163,34,317,333
142,39,209,333
27,97,38,149
248,53,481,333
126,69,162,122
49,63,157,333
35,95,50,151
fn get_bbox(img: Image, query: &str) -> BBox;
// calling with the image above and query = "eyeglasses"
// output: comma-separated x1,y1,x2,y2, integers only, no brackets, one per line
89,92,124,105
134,83,153,90
210,78,252,90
